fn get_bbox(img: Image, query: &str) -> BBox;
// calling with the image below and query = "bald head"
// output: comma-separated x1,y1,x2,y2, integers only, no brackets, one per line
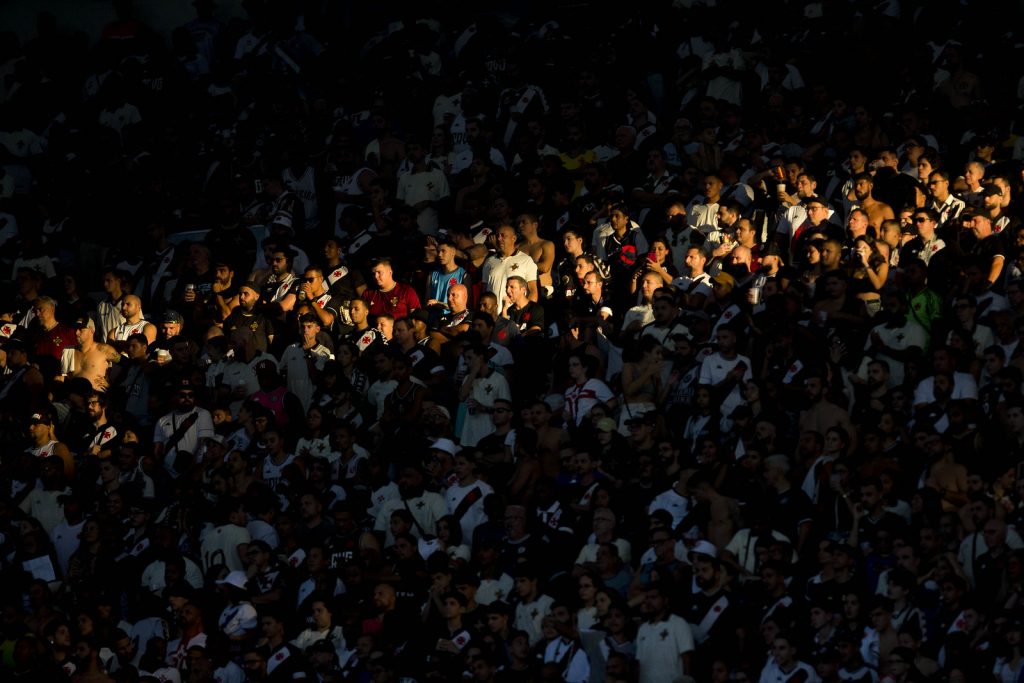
496,225,517,256
448,284,468,312
730,245,752,268
121,295,143,321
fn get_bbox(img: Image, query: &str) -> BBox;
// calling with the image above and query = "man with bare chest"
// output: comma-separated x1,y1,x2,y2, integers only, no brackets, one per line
851,172,895,233
924,432,968,512
687,470,741,549
73,317,118,392
517,213,554,295
526,399,569,476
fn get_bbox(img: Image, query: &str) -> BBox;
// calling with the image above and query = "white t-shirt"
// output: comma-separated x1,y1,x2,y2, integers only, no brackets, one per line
636,614,695,683
863,319,927,387
445,479,494,544
460,372,511,446
757,659,820,683
698,352,752,418
482,251,538,311
913,371,979,406
199,523,251,572
154,408,214,476
396,167,450,235
648,487,691,528
515,594,555,646
564,378,615,426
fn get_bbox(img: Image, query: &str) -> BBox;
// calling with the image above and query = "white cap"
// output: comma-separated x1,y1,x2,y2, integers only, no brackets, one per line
215,569,249,590
688,540,718,561
150,667,182,683
447,545,471,563
430,438,458,457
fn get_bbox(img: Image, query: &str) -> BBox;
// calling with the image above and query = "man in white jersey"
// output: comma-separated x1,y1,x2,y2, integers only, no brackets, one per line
153,378,214,477
108,295,156,349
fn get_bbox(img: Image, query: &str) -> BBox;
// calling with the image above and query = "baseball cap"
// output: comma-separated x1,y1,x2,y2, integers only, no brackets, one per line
625,412,657,427
162,309,184,325
485,600,512,617
712,271,735,291
254,358,277,374
162,581,194,602
430,438,458,457
215,570,249,590
802,195,828,208
982,184,1003,197
72,315,92,329
688,539,718,561
453,569,481,587
29,411,53,425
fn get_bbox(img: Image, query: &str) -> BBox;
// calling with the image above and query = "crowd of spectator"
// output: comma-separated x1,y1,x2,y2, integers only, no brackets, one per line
3,1,1024,682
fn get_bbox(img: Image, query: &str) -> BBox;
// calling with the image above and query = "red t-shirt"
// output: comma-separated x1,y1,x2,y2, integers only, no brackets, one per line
362,283,422,319
34,323,76,361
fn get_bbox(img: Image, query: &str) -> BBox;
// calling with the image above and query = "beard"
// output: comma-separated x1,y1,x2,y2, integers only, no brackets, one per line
696,573,716,590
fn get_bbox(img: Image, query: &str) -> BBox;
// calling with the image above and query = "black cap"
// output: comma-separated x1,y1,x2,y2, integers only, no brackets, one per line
162,309,184,325
802,195,828,208
626,411,658,427
164,581,195,601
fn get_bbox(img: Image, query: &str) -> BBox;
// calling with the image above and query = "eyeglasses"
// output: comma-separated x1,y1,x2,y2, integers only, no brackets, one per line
913,217,930,223
304,277,317,283
179,391,195,398
492,408,512,413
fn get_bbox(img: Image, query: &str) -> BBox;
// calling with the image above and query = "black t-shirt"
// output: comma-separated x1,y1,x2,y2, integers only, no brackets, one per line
856,511,906,553
405,343,445,383
223,307,276,353
507,300,545,333
767,486,815,547
324,264,366,301
972,234,1005,271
